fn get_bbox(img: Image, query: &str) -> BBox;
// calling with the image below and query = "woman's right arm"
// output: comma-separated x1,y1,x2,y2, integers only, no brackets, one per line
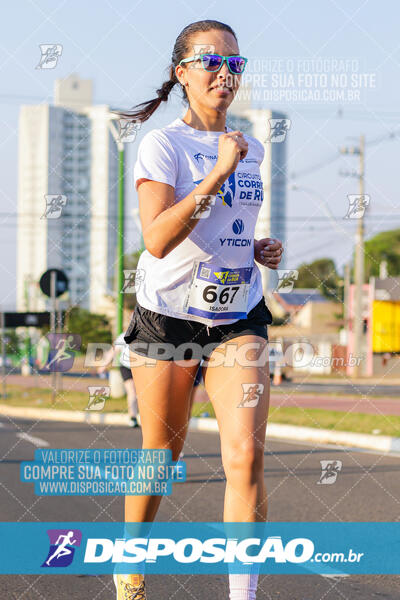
139,131,248,259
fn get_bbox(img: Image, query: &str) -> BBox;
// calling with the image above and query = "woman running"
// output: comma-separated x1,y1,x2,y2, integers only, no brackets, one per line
115,19,284,600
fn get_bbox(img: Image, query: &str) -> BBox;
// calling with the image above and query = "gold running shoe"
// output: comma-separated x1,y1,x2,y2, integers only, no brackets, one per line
113,573,146,599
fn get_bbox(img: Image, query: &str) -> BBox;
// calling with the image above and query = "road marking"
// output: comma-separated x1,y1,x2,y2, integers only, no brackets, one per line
320,574,350,580
16,432,49,447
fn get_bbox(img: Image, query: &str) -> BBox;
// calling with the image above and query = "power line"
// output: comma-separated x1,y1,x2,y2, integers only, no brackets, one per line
289,153,340,180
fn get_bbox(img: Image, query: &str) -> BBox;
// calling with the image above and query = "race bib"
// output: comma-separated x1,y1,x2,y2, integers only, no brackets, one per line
183,261,253,320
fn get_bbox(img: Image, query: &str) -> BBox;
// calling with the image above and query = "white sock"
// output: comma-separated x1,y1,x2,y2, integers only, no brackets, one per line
120,524,150,577
229,572,259,599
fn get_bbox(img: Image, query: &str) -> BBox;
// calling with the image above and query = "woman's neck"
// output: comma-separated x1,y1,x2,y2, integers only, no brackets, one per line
182,108,226,132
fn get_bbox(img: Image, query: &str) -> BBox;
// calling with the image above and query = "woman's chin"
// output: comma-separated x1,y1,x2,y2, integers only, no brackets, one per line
207,97,233,111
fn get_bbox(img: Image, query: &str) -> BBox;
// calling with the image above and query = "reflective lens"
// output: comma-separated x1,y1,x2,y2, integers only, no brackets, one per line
201,54,246,74
228,56,246,74
201,54,223,71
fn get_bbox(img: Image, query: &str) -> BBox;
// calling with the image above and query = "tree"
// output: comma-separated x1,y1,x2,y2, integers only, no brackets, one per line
62,307,112,353
295,258,342,301
364,228,400,279
3,330,22,356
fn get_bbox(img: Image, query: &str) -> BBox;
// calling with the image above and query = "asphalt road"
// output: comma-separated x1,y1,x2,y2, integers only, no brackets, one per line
0,417,399,599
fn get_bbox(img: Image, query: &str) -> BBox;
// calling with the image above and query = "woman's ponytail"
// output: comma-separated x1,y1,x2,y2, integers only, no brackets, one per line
116,65,177,124
156,76,177,102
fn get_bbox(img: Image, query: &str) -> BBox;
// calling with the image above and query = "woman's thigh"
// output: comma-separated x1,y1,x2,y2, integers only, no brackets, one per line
129,350,200,451
202,335,270,466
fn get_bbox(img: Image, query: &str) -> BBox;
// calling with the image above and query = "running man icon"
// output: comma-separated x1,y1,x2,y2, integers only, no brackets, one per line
46,531,76,565
42,529,82,568
45,334,81,372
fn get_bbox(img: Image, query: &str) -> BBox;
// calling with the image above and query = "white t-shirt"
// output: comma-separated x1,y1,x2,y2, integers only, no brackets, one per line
114,333,130,368
133,117,265,327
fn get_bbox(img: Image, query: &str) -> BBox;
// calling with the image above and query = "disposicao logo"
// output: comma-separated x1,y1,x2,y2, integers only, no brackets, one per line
83,536,315,564
42,529,82,567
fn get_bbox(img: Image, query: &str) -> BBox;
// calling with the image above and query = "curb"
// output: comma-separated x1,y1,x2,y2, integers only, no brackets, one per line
1,404,399,454
187,417,400,454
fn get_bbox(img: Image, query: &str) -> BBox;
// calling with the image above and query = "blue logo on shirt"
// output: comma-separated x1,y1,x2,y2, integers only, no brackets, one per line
194,152,218,162
194,172,236,207
232,219,244,234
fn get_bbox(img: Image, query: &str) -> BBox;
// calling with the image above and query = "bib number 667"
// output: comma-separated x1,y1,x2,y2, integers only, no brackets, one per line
203,285,240,305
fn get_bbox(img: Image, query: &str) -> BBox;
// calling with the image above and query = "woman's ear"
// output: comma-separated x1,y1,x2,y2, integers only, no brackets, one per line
175,64,184,85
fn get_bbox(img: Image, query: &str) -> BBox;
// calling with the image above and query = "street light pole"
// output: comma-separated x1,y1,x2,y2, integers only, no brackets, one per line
23,276,32,369
108,117,125,336
117,144,124,336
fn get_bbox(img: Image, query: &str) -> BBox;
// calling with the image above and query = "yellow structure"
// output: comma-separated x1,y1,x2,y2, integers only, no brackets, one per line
372,300,400,352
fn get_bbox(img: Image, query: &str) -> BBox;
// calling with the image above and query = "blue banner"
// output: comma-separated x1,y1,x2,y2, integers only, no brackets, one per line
0,522,398,574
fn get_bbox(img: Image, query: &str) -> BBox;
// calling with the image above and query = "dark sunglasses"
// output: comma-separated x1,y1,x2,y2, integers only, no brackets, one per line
179,53,248,75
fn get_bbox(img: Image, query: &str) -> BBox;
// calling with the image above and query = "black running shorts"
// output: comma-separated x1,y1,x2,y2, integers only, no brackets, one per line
119,365,133,381
124,297,272,362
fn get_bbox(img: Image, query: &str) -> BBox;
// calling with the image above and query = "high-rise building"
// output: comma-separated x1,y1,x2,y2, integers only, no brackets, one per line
228,94,288,294
16,74,119,313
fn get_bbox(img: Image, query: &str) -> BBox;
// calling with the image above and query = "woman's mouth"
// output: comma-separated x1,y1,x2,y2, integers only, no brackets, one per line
211,85,232,95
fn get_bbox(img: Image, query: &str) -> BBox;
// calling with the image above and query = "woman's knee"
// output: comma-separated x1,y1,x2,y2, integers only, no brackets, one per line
222,438,265,480
141,437,185,461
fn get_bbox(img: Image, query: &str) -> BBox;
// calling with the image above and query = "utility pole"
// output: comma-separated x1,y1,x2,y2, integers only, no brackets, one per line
344,262,350,334
353,134,365,377
340,135,366,378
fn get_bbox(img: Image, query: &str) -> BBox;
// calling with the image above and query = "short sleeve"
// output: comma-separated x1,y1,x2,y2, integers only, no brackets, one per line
134,130,177,191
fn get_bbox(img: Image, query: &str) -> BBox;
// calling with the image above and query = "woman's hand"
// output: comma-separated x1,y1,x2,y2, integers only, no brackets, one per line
214,131,248,180
254,238,284,269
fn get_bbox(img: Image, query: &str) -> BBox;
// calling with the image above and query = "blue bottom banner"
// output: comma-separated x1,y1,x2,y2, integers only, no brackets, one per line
0,522,398,575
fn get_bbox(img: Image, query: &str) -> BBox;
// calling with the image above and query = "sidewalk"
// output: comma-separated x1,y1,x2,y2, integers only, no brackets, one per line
291,375,400,386
1,404,399,456
270,393,400,415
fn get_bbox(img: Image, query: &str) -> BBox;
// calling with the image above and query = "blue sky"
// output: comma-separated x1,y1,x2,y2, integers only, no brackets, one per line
1,0,399,309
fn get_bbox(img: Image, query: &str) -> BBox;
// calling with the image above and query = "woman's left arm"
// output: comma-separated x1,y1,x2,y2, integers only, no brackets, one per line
254,238,284,269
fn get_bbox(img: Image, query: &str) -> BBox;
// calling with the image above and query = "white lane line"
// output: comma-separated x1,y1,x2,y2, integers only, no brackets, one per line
320,574,350,579
16,432,49,447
